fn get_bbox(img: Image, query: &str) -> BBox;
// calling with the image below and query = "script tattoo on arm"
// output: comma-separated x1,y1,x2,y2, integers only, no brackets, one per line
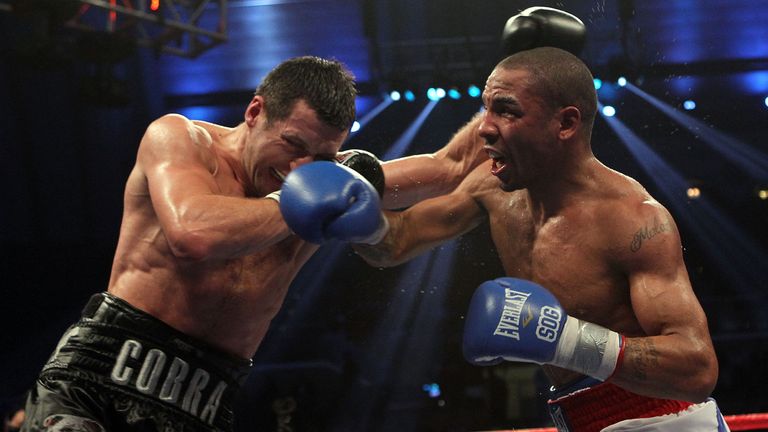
625,338,660,382
629,217,671,252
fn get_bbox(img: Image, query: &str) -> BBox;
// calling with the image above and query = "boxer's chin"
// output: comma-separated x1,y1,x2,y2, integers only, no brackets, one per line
499,179,524,192
499,180,522,192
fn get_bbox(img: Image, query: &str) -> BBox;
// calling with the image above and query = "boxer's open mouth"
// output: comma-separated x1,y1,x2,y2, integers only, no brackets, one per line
486,149,508,176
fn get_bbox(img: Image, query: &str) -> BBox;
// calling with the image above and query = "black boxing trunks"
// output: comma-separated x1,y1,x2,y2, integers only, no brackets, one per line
21,293,252,432
548,376,694,432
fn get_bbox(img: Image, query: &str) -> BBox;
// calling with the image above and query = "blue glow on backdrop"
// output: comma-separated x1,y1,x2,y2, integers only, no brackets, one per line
176,106,242,124
335,241,459,430
383,100,440,161
663,0,705,63
734,71,768,94
347,97,394,140
625,82,768,181
159,1,371,97
668,76,701,95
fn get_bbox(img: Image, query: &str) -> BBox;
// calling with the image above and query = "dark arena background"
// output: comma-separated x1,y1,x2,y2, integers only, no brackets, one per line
1,0,767,431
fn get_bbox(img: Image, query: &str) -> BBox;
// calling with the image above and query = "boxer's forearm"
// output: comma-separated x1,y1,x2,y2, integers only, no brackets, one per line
610,335,718,403
161,195,291,261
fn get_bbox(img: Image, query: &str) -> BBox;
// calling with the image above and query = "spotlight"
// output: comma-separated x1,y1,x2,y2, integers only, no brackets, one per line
757,188,768,200
350,121,361,133
422,383,441,398
404,90,415,102
389,91,401,101
448,88,461,99
687,187,701,199
683,100,696,110
467,85,481,98
764,96,768,108
427,88,446,101
593,78,603,90
617,77,627,87
602,105,616,117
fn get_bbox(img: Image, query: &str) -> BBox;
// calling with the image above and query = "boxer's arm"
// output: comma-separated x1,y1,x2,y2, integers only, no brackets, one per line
353,164,489,267
610,202,718,403
138,114,290,261
381,114,489,209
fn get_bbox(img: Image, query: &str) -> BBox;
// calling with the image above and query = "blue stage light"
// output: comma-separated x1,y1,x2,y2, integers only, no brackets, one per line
467,85,481,98
617,77,627,87
404,90,415,102
683,100,696,110
602,105,616,117
389,91,401,101
448,88,461,99
593,78,603,90
422,383,441,398
350,121,361,133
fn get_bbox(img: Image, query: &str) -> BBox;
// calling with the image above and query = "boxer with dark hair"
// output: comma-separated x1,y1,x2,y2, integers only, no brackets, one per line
20,56,388,432
285,47,728,431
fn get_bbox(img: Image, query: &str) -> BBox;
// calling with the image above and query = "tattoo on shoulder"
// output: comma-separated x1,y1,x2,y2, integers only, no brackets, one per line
627,338,660,382
629,217,671,252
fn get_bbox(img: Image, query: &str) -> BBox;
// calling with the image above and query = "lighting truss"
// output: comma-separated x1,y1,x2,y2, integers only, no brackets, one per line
1,0,228,58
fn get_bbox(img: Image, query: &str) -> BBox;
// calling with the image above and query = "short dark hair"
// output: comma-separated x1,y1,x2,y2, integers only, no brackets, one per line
498,47,597,131
255,56,357,132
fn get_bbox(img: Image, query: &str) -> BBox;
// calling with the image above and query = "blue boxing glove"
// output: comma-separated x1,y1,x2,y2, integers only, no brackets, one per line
462,277,624,381
279,161,389,244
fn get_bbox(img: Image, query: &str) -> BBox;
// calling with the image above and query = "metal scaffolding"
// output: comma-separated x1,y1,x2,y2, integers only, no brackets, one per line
1,0,228,58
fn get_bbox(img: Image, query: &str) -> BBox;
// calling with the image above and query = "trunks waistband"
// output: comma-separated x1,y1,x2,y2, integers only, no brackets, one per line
42,292,253,430
547,377,693,432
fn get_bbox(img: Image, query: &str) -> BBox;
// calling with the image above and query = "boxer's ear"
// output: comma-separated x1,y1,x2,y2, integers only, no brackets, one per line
245,96,264,127
557,106,581,141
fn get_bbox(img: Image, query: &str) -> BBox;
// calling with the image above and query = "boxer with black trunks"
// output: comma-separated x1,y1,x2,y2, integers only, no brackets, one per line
20,54,492,432
281,47,729,431
25,293,251,432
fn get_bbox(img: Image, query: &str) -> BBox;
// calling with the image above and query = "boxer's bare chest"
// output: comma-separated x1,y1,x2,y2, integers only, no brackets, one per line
486,196,627,324
486,193,634,387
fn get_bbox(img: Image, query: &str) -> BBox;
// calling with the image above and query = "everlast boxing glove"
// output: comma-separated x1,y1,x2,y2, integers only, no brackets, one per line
463,277,624,381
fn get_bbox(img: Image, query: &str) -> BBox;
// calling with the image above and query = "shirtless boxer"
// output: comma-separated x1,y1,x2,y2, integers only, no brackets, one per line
20,55,479,432
282,48,728,431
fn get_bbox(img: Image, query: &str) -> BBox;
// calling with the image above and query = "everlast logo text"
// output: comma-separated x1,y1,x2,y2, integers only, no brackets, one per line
493,288,531,340
110,339,227,425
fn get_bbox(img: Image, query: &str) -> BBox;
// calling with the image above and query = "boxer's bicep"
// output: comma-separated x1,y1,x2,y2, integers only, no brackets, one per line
610,204,717,399
624,204,704,336
137,116,221,243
